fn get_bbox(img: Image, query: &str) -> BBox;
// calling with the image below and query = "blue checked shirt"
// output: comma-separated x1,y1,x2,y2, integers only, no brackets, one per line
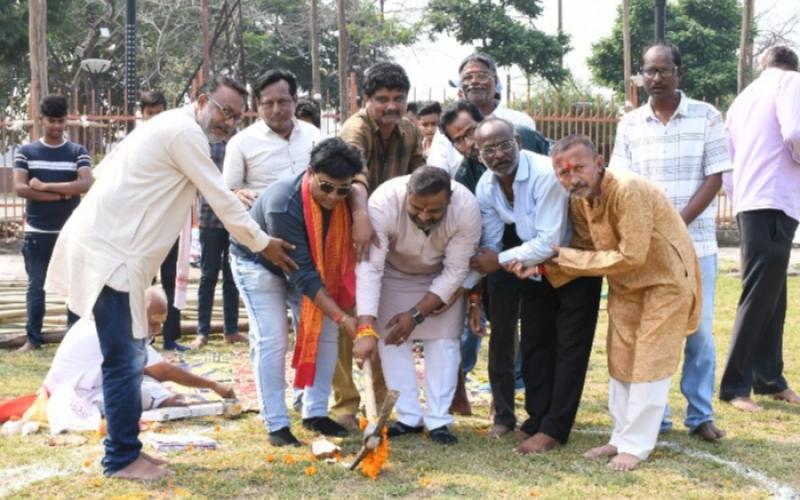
199,141,227,229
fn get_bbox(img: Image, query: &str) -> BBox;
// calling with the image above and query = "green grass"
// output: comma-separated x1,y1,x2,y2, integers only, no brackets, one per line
2,271,799,499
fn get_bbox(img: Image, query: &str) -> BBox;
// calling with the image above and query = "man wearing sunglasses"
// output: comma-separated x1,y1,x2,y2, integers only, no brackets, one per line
45,74,296,481
230,138,365,447
354,166,481,445
428,53,542,176
610,43,730,442
469,118,602,453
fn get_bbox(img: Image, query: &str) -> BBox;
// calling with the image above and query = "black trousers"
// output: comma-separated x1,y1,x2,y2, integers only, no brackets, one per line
159,239,182,348
487,224,523,427
720,209,798,400
518,276,602,443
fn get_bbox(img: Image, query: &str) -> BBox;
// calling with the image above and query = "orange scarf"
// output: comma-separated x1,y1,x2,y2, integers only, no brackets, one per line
292,172,356,388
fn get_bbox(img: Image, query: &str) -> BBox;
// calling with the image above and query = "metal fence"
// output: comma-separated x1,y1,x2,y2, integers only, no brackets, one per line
0,95,737,240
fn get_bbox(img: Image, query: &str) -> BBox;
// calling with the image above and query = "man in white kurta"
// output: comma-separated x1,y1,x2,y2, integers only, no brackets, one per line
45,76,296,481
355,167,481,444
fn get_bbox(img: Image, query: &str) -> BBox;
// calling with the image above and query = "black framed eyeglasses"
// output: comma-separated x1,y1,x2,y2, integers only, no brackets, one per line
316,176,352,197
479,139,516,158
640,66,677,79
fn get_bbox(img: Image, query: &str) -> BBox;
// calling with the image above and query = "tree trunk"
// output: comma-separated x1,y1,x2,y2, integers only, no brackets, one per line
737,0,754,93
310,0,321,97
622,0,632,105
29,0,49,140
202,0,210,85
337,0,350,121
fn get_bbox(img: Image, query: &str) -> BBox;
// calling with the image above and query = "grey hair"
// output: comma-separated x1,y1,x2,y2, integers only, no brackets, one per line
550,134,597,158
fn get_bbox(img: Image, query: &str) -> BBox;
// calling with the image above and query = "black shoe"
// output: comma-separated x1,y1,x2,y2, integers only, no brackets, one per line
387,421,424,438
163,342,189,352
268,426,301,447
302,417,348,437
428,426,458,445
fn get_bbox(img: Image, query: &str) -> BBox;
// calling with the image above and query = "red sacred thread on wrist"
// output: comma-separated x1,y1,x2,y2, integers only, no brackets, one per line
332,312,345,326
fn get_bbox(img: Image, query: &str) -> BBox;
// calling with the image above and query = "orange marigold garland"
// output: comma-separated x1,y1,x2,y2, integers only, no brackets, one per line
357,417,389,479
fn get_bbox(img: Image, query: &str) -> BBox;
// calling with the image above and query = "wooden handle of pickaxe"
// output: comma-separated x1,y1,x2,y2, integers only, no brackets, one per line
363,358,378,424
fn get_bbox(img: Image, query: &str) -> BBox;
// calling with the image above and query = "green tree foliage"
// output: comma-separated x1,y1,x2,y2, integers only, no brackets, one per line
0,0,417,115
425,0,570,85
588,0,743,100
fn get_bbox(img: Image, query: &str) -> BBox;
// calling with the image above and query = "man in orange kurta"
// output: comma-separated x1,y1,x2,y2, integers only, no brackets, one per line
513,135,701,472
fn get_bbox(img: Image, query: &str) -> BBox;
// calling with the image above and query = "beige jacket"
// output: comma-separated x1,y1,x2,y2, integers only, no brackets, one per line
46,106,270,339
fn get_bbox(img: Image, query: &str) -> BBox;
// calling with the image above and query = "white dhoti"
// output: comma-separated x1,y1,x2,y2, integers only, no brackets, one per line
608,376,672,460
375,267,464,430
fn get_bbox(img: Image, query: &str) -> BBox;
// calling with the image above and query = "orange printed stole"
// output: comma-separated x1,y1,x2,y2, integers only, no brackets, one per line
292,173,356,388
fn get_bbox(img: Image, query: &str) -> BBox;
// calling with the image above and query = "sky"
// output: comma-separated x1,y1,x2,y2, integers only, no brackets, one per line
387,0,800,102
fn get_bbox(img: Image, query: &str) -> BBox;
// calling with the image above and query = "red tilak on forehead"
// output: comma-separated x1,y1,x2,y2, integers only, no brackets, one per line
563,162,575,172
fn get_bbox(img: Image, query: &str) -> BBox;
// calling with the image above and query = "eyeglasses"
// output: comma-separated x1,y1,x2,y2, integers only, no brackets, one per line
460,71,493,85
452,125,476,146
479,139,516,157
640,66,677,79
316,176,352,197
208,96,241,122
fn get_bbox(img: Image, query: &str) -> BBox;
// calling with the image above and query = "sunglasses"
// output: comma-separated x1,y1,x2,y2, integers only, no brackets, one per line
317,176,352,197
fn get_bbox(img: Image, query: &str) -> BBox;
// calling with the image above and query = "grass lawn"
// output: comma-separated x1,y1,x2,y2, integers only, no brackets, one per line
1,272,799,499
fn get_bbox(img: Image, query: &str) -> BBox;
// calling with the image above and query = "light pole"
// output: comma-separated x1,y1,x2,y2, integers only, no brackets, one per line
81,58,111,152
125,0,137,131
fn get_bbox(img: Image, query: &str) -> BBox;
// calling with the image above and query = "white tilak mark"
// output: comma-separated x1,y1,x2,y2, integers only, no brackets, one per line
575,428,798,499
0,465,68,497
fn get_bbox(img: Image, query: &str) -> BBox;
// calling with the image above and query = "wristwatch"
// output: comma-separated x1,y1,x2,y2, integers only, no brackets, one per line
408,307,425,325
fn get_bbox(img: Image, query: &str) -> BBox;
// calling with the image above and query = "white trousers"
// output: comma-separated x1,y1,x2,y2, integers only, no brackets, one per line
608,376,672,460
379,337,460,430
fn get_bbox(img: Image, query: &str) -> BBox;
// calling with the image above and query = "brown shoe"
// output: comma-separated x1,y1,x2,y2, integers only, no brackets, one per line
108,455,170,481
691,421,725,442
16,341,41,353
224,333,249,344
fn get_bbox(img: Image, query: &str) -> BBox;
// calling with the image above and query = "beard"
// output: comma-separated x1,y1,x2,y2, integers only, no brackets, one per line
409,213,443,233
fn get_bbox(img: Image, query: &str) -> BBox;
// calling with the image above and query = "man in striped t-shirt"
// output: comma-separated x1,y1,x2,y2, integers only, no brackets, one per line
609,44,731,442
14,95,93,351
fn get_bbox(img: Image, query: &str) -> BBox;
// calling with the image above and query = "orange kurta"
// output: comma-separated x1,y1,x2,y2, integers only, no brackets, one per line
548,170,701,383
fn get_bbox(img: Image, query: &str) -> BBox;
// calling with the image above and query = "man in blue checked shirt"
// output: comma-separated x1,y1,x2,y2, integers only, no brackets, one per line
14,95,93,351
469,117,602,452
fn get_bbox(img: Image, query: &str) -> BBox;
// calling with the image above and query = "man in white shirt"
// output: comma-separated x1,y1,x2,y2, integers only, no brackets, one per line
44,287,235,433
610,44,730,442
46,75,297,481
428,53,537,176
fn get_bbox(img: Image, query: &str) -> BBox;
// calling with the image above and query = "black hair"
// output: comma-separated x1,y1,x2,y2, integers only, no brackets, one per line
40,95,68,118
295,98,321,128
254,69,298,99
309,138,363,179
407,166,452,198
200,74,248,98
551,134,597,158
406,102,419,114
417,101,442,117
139,90,167,109
439,100,484,140
458,52,498,76
642,43,682,68
362,62,410,98
763,46,799,71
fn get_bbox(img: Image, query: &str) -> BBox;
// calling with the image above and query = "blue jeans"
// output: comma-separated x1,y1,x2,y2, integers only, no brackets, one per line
197,228,239,336
460,309,485,374
93,286,147,475
23,232,78,346
231,256,338,432
662,254,717,432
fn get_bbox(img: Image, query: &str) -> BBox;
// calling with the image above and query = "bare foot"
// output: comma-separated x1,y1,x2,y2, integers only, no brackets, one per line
140,451,169,466
108,455,170,481
583,444,618,460
513,429,531,444
224,333,249,345
728,397,762,412
16,342,40,353
769,388,800,404
190,336,208,350
514,432,561,454
608,453,641,472
487,424,513,439
691,421,726,442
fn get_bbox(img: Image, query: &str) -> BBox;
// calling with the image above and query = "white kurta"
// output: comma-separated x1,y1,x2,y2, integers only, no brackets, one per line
45,105,271,339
